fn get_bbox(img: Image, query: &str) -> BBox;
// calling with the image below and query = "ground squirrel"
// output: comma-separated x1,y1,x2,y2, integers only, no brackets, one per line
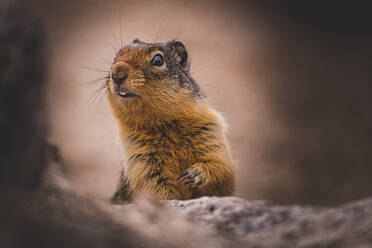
106,39,235,203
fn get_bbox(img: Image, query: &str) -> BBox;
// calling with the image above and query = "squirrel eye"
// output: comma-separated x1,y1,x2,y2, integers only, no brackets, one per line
151,54,164,66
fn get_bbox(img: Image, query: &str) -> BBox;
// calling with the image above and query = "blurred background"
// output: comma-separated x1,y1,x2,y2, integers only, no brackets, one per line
36,0,372,206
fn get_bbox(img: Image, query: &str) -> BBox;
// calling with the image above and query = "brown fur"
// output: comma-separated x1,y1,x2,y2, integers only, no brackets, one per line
107,42,235,202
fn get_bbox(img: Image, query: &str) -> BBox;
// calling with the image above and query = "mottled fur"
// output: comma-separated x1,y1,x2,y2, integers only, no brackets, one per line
107,40,234,203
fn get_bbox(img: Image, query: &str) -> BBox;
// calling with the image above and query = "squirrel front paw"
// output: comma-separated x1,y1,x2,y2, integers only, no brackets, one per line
177,163,207,187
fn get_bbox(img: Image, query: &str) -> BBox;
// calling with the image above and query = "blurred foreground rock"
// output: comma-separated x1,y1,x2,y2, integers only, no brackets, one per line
162,196,372,247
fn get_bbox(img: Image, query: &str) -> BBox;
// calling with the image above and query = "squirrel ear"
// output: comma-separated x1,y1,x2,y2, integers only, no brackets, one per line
173,41,188,66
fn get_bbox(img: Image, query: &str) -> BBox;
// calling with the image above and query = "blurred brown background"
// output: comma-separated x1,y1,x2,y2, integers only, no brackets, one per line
36,0,372,206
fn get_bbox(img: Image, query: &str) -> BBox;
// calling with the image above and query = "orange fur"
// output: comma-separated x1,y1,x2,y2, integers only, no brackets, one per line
107,43,235,202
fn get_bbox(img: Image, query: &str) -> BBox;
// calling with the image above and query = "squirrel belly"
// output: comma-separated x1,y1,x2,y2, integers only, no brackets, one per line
106,39,235,203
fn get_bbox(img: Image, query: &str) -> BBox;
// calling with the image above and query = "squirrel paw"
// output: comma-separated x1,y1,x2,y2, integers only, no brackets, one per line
177,163,206,187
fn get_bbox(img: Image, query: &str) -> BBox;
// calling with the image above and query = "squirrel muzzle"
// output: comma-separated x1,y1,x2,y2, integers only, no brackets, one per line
110,62,139,98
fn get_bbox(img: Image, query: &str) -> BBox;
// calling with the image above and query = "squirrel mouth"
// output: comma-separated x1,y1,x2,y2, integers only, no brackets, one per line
117,90,139,98
112,84,140,99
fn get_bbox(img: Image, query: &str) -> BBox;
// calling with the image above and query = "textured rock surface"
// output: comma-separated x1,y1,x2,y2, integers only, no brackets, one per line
165,196,372,247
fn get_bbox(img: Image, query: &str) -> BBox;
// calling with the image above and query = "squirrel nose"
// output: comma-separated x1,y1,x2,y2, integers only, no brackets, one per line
111,62,129,85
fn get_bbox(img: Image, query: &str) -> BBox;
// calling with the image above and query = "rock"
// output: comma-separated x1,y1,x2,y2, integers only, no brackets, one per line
164,196,372,247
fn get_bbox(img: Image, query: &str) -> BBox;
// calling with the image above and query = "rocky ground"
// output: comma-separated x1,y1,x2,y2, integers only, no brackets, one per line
164,196,372,247
104,195,372,248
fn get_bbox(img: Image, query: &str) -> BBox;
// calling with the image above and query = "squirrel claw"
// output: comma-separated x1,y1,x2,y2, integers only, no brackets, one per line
184,178,195,185
177,172,189,182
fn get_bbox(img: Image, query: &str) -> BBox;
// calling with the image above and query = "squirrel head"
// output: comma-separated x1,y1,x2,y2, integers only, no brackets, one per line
106,39,204,120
